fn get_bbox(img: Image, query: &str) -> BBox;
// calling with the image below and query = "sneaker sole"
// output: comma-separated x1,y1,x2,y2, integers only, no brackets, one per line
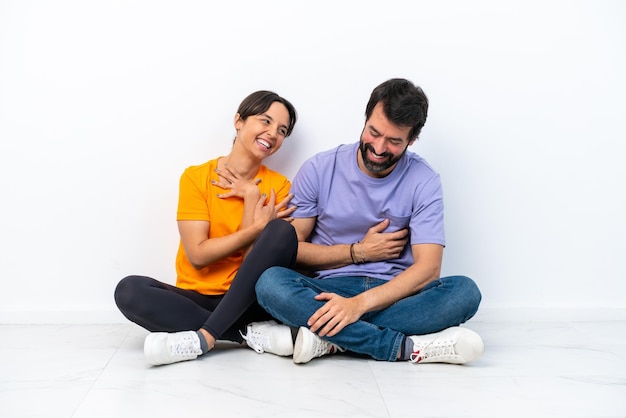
293,327,314,364
144,333,165,366
270,325,295,356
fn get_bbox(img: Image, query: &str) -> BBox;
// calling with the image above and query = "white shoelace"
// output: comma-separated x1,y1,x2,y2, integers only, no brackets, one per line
240,327,268,354
312,339,330,357
409,340,456,363
169,333,202,356
312,337,344,357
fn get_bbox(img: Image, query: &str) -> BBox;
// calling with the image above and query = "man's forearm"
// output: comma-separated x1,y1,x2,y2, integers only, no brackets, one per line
356,262,441,313
296,241,353,270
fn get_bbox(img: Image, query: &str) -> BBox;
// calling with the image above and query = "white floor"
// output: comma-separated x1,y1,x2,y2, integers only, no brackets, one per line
1,320,625,418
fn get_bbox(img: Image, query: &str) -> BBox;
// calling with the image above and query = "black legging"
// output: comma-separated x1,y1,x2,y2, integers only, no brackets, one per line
114,219,297,342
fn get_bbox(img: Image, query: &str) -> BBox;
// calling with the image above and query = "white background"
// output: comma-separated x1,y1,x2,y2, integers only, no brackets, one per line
1,0,624,323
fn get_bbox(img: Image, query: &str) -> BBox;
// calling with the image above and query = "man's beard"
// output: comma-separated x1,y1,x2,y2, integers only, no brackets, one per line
359,141,406,174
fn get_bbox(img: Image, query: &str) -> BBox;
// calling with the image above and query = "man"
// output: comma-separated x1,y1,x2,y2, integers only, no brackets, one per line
254,78,484,365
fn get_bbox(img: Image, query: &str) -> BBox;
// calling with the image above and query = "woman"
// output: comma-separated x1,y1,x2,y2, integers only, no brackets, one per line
114,90,298,366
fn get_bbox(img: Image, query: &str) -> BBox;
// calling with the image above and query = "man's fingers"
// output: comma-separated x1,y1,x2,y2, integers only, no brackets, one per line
368,218,390,233
318,319,340,337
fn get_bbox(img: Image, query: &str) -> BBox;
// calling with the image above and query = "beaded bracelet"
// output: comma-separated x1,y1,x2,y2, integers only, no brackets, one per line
358,242,366,263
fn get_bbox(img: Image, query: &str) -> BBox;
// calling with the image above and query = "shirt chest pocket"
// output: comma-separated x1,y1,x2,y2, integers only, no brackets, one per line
384,212,411,232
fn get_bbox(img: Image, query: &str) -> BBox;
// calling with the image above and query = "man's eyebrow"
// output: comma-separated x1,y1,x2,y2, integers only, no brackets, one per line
369,124,405,142
369,124,381,135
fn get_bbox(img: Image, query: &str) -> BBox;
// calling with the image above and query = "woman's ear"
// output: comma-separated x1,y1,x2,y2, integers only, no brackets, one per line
234,113,243,130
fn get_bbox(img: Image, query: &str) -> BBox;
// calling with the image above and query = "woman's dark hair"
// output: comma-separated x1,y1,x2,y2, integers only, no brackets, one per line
365,78,429,140
237,90,298,137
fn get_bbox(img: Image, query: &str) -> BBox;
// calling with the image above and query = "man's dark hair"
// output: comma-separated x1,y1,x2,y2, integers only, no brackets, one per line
365,78,429,140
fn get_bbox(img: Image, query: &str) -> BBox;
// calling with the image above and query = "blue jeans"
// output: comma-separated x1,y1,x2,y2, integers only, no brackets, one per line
256,267,481,361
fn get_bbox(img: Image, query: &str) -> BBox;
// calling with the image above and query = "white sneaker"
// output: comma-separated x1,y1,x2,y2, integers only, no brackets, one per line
144,330,203,366
408,327,484,364
293,327,345,364
241,320,294,356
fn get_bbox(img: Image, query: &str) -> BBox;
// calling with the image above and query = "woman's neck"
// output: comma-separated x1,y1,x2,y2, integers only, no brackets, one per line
219,151,261,180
